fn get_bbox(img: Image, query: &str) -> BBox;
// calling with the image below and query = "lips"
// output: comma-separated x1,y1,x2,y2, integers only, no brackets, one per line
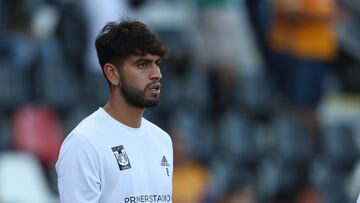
147,83,161,94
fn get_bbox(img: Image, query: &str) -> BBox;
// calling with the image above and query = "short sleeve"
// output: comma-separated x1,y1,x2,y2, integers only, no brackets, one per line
56,134,101,203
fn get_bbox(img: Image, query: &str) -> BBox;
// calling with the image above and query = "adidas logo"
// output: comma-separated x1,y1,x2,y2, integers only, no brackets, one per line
160,156,170,167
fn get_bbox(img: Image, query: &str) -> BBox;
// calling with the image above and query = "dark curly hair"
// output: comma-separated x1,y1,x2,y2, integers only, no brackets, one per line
95,19,169,85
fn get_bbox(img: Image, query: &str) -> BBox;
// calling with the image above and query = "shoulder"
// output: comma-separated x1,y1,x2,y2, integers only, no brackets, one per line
58,131,99,162
71,110,99,133
60,132,94,151
69,108,104,139
142,118,172,144
57,110,103,163
56,132,100,174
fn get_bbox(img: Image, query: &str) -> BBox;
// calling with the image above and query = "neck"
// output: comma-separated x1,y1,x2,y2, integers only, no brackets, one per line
103,89,144,128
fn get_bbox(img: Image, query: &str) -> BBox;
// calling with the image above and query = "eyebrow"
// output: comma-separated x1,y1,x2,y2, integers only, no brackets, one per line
133,58,161,64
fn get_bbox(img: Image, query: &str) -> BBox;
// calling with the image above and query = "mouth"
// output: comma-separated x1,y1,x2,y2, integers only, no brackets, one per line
147,83,161,95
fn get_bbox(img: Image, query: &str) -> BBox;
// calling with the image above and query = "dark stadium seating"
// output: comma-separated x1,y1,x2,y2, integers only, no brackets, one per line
323,124,359,170
0,66,31,110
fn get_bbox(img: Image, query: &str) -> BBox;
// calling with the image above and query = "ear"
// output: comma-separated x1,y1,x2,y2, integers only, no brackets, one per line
103,63,120,86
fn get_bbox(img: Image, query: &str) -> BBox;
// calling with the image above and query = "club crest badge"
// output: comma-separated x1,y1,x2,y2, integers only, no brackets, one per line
112,145,131,171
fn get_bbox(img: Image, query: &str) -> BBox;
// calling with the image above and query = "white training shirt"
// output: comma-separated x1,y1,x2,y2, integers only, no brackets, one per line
56,108,173,203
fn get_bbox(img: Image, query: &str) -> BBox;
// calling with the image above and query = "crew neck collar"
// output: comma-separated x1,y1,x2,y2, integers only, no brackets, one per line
98,107,143,134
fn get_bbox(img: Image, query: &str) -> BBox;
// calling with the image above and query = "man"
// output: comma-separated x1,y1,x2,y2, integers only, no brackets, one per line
56,19,173,203
267,0,338,147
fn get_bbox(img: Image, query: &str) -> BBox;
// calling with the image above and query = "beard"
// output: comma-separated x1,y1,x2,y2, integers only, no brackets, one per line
119,75,160,108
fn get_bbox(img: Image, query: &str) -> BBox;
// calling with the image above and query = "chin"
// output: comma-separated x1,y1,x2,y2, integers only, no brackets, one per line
144,99,160,108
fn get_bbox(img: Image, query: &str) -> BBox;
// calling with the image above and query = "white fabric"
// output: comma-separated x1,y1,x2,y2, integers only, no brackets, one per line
56,108,173,203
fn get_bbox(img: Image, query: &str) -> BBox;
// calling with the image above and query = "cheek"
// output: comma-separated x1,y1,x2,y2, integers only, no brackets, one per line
127,76,147,91
122,69,149,89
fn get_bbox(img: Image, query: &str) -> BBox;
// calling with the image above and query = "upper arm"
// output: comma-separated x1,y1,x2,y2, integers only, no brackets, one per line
56,134,101,203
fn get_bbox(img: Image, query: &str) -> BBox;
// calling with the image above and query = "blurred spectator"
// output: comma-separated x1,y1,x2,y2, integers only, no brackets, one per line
1,0,38,70
196,0,263,76
55,0,87,75
267,0,339,147
245,0,271,57
79,0,145,73
208,62,240,118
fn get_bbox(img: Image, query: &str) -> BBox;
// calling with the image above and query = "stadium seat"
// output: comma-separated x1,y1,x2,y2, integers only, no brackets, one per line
11,105,63,169
321,171,350,203
238,74,275,120
0,1,7,30
218,111,259,167
33,40,81,110
0,152,58,203
169,108,215,164
63,102,98,135
0,65,31,110
83,71,109,106
322,124,358,170
0,114,11,151
271,116,314,166
150,29,212,116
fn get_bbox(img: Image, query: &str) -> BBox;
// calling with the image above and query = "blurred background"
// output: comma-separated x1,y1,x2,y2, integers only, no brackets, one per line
0,0,360,202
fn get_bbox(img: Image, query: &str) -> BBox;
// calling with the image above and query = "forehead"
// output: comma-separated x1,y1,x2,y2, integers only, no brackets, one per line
125,53,161,62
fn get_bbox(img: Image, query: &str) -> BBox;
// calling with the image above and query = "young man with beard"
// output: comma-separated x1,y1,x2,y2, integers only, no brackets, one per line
56,19,173,203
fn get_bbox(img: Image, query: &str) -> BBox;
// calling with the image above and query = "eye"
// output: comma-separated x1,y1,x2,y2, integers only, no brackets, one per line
155,60,161,67
137,62,147,69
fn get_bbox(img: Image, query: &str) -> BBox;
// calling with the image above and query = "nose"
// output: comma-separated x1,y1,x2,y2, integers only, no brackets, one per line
150,64,162,81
